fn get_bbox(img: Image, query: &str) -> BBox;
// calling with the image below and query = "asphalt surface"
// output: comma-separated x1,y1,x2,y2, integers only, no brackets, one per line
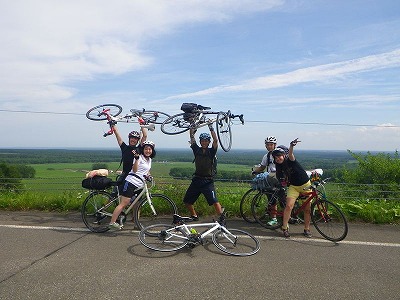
0,211,399,300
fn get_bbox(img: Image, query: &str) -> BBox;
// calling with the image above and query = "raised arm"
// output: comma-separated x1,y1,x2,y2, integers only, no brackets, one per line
139,127,148,146
111,123,123,146
189,128,196,145
209,123,218,149
289,138,300,161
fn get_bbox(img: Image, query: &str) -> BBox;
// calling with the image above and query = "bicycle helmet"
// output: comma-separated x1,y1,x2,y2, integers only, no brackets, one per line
272,145,289,157
128,131,140,139
199,132,211,141
142,140,155,149
265,136,277,144
141,140,156,158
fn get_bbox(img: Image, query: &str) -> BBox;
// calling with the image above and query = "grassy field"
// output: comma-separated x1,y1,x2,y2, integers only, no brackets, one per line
0,161,399,224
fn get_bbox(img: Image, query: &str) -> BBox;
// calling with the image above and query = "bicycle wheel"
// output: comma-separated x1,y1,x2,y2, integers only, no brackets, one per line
86,104,122,121
161,112,192,135
216,111,232,152
139,224,189,252
81,190,117,232
134,194,178,232
212,228,260,256
251,191,283,230
141,110,170,124
240,188,259,223
311,199,348,242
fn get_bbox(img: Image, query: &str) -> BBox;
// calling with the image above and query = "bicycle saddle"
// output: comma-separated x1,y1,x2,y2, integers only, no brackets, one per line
172,214,195,224
197,105,211,110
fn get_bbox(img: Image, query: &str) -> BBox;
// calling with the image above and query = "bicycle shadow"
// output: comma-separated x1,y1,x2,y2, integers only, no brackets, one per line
128,238,228,258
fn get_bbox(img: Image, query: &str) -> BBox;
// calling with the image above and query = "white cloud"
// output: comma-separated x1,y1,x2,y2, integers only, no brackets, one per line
165,49,400,99
0,0,283,106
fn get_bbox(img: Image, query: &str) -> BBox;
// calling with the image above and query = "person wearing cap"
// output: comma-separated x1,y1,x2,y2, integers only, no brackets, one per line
183,123,225,224
272,138,312,238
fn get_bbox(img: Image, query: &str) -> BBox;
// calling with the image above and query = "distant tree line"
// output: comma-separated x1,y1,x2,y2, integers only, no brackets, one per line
0,163,35,192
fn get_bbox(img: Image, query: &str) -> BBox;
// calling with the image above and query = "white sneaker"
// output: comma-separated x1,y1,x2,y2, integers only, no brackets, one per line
267,218,278,226
108,222,122,230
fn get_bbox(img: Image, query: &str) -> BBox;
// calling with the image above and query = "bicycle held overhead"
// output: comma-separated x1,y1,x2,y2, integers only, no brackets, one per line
160,103,244,152
86,104,171,137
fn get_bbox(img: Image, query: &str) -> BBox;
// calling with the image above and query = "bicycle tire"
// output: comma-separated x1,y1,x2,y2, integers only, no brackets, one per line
134,194,178,232
160,112,192,135
140,110,171,125
239,188,259,223
86,104,123,121
81,190,117,232
216,111,232,152
139,224,189,252
311,199,348,242
251,191,283,230
212,228,260,256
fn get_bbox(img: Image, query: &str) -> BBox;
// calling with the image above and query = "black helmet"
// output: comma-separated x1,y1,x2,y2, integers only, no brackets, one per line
272,145,289,157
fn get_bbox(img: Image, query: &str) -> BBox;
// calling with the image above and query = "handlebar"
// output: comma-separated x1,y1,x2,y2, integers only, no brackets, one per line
230,113,244,125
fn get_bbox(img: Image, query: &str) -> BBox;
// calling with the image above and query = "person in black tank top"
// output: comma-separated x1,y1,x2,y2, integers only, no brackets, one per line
273,138,312,238
183,123,225,224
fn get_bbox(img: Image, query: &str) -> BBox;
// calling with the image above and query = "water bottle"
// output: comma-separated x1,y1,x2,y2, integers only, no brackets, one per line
190,228,197,234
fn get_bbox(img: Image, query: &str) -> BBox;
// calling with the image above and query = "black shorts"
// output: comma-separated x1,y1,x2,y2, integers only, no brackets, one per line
183,177,218,206
120,181,141,198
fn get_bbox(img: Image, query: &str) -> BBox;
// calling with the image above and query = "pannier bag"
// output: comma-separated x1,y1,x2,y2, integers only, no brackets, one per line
82,176,112,190
251,172,279,191
181,103,198,113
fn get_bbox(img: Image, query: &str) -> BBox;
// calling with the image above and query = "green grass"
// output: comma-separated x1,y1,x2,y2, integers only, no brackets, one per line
0,161,399,224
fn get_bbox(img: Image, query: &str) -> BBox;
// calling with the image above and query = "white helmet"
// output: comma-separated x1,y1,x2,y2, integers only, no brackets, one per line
142,140,155,149
265,136,277,144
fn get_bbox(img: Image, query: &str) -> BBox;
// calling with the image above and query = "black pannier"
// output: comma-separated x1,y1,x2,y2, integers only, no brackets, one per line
82,176,112,190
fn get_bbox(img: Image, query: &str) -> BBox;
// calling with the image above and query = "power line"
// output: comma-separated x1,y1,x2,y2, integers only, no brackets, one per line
0,109,82,116
247,120,400,128
1,108,398,128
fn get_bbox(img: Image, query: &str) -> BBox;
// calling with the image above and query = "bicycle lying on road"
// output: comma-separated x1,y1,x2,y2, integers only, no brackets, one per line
160,103,244,152
81,174,177,233
251,170,348,242
139,214,260,256
86,103,170,137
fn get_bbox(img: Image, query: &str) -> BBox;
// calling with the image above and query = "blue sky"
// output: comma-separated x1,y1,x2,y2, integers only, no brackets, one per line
1,0,399,151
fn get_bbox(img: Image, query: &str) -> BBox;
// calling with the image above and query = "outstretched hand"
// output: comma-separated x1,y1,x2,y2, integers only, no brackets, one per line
290,138,301,146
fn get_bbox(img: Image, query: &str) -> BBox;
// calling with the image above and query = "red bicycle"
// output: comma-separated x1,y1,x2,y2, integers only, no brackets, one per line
86,104,170,137
251,170,348,242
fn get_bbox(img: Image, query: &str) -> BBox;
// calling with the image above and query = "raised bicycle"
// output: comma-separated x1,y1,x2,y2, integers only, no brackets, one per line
160,103,244,152
139,214,260,256
251,170,348,242
81,174,177,233
86,103,170,137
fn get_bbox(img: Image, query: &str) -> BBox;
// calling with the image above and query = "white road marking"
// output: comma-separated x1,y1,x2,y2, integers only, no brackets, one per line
1,224,399,248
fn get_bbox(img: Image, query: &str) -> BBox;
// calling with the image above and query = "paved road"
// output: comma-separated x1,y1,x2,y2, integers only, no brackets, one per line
0,211,399,300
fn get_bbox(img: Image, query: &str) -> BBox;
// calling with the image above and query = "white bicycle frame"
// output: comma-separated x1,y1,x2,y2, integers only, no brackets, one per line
101,174,157,221
163,221,238,245
109,113,156,130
